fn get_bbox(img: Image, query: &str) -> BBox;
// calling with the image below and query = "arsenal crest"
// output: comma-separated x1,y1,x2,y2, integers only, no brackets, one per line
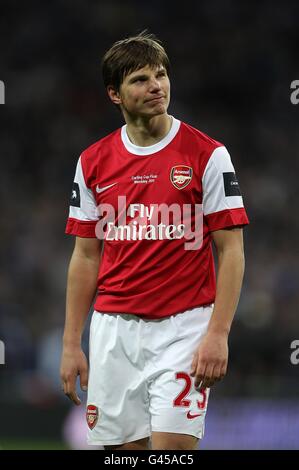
170,165,193,190
86,404,99,430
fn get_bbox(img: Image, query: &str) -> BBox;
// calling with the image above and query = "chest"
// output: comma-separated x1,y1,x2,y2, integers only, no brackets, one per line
92,152,203,208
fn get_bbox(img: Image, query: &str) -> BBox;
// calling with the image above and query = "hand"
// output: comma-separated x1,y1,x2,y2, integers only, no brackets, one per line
60,346,89,405
190,331,228,389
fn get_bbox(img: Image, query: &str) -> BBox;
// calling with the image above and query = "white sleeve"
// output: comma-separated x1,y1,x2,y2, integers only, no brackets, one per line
68,156,98,221
202,146,245,216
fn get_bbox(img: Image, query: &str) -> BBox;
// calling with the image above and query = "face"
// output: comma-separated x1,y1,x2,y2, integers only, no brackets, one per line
108,64,170,118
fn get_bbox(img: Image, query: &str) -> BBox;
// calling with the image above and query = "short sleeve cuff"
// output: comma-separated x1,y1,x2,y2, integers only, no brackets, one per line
65,218,98,238
205,208,249,232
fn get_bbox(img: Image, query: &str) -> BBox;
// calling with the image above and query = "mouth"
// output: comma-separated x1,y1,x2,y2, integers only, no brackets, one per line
145,96,165,103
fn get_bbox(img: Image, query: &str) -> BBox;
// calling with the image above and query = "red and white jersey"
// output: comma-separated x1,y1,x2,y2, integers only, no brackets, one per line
65,117,249,319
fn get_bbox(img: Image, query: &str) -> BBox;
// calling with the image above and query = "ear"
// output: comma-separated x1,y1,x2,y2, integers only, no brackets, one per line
107,85,122,105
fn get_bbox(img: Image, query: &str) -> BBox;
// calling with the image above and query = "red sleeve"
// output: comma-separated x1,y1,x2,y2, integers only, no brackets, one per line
65,218,98,238
205,207,249,231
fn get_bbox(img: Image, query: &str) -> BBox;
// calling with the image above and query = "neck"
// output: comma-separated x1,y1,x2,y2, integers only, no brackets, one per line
124,114,172,147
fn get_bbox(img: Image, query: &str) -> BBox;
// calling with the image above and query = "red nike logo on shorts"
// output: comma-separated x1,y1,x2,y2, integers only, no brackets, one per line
187,411,203,419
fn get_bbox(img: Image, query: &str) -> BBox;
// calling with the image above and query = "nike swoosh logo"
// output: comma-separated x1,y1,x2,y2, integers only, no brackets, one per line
186,411,203,420
96,182,117,194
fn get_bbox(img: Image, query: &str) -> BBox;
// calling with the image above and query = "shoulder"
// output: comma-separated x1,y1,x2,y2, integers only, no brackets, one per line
179,120,227,172
80,128,120,165
78,128,120,182
179,120,224,151
70,127,120,187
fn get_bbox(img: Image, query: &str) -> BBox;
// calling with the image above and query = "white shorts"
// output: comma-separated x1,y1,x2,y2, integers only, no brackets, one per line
86,305,213,446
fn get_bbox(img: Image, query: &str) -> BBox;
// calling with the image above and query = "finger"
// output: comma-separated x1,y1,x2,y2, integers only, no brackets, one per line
205,363,225,387
194,362,207,389
200,364,215,389
66,390,81,406
80,366,89,392
60,371,67,392
213,364,222,382
65,376,81,406
220,363,228,380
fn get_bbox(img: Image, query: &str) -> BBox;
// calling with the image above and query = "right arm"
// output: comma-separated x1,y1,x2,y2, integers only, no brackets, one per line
60,236,103,405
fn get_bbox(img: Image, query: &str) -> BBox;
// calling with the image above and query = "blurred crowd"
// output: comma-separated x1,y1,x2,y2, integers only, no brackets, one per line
0,0,299,410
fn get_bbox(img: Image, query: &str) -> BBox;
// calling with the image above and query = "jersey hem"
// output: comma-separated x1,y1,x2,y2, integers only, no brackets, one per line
94,302,214,319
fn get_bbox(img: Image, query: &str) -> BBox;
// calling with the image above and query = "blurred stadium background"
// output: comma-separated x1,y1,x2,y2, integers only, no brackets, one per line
0,0,299,450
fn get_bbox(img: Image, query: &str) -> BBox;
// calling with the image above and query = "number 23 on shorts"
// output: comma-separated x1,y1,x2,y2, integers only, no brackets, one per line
173,372,207,414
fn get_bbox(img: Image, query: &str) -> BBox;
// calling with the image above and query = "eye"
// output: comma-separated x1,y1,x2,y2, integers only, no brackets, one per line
132,77,147,83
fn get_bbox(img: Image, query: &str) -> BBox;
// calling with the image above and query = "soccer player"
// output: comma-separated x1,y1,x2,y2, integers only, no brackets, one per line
60,31,249,450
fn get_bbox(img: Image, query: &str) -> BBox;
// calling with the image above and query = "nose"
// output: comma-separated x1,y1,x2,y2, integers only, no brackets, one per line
148,76,162,92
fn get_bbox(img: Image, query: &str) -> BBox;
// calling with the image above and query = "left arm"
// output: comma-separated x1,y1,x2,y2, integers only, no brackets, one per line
190,227,245,389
